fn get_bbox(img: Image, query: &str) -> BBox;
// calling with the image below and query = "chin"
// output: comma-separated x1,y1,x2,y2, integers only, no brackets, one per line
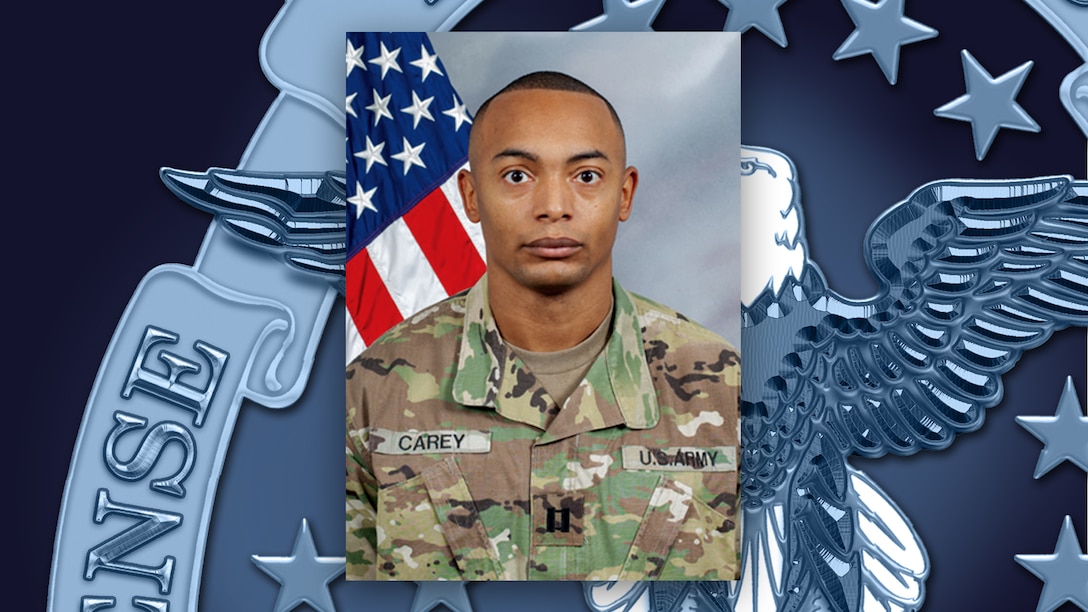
518,269,590,297
523,277,580,296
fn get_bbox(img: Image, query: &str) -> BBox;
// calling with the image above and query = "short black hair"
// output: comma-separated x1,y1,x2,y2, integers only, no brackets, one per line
472,71,624,139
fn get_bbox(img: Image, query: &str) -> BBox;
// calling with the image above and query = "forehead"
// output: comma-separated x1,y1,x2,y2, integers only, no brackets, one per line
471,88,623,155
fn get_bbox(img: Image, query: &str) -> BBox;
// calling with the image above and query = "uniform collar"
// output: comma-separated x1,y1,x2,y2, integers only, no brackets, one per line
452,274,659,431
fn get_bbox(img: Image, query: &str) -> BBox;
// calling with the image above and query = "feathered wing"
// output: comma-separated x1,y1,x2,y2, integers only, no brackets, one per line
741,172,1086,612
799,176,1088,459
160,167,347,293
724,455,925,612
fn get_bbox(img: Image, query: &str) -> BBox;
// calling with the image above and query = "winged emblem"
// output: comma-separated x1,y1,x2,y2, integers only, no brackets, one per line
160,167,348,294
587,146,1088,612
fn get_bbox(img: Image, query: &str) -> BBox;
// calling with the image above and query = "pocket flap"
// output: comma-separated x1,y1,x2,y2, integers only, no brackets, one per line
422,457,504,579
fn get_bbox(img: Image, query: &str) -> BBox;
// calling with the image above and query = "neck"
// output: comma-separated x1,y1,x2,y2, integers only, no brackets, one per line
488,273,614,352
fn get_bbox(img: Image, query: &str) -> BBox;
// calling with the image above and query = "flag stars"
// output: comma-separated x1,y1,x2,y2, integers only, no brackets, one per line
409,45,444,82
365,88,393,126
354,136,387,173
391,137,427,175
349,181,378,218
346,92,358,118
369,41,403,80
401,91,435,129
443,95,472,132
346,39,366,76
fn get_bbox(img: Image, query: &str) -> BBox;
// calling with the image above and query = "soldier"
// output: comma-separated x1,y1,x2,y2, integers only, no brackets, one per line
346,71,740,581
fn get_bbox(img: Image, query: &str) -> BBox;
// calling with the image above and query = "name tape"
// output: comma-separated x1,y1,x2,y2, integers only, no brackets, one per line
370,428,492,454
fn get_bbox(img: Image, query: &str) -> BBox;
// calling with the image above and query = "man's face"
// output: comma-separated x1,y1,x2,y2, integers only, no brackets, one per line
459,88,638,297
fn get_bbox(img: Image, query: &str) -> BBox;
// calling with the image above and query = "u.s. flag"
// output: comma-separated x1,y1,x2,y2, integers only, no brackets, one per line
345,31,486,361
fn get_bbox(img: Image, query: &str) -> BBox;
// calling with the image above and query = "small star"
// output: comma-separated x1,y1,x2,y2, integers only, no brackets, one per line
365,89,394,126
934,50,1039,161
391,137,427,175
571,0,665,32
1016,375,1088,477
353,136,387,173
346,92,358,119
1014,516,1088,612
409,45,444,82
251,519,345,612
348,182,378,218
411,581,474,612
442,95,472,132
368,41,403,80
400,91,435,129
719,0,790,48
832,0,937,85
346,39,366,77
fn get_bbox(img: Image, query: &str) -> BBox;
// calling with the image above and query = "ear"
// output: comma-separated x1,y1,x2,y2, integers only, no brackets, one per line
618,166,638,222
458,168,480,223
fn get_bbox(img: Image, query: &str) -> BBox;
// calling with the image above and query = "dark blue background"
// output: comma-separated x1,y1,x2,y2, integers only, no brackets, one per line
18,0,1086,610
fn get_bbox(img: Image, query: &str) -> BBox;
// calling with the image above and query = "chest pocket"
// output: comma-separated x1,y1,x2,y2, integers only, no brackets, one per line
374,456,503,580
618,472,739,581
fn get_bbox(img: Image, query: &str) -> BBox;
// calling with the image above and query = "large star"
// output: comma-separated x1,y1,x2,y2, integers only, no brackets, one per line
832,0,937,85
353,136,387,174
368,41,403,80
934,50,1039,161
442,94,472,132
391,137,427,175
1014,516,1088,612
410,582,474,612
400,91,435,129
348,182,378,218
251,519,345,612
570,0,665,32
409,45,444,82
1016,376,1088,477
346,39,366,77
719,0,789,48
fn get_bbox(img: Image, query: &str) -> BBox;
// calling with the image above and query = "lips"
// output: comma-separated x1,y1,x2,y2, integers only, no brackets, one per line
524,237,582,258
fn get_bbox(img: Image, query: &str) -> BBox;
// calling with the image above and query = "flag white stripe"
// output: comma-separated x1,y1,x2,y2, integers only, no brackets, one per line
346,314,367,365
346,173,479,365
366,217,448,320
439,162,487,262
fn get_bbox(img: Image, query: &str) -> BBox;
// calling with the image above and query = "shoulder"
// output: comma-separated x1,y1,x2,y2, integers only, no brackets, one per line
629,292,739,361
346,293,468,379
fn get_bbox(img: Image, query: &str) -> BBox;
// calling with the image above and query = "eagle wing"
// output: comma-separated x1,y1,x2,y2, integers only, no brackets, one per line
740,170,1085,612
749,176,1088,461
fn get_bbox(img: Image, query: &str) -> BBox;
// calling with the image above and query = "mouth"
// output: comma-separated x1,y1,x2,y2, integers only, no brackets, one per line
524,237,582,259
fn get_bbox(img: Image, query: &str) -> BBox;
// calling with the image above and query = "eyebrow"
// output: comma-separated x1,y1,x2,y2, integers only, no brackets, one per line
492,148,610,164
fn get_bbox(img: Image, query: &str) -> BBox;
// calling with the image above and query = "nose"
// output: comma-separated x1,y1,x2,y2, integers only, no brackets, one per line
533,174,573,221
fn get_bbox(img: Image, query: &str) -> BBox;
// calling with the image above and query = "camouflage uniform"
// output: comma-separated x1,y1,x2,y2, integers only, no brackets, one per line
346,275,740,581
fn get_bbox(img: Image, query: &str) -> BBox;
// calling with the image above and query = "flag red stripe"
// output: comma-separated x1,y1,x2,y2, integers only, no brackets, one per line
346,249,404,345
402,188,487,296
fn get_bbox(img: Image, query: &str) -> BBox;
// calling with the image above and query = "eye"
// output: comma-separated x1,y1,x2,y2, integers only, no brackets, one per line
576,170,601,184
503,169,529,184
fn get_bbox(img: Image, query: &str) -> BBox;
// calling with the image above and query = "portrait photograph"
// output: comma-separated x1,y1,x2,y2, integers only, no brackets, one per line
345,31,741,582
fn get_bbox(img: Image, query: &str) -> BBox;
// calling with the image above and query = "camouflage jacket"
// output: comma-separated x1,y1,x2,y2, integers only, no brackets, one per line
346,275,740,581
